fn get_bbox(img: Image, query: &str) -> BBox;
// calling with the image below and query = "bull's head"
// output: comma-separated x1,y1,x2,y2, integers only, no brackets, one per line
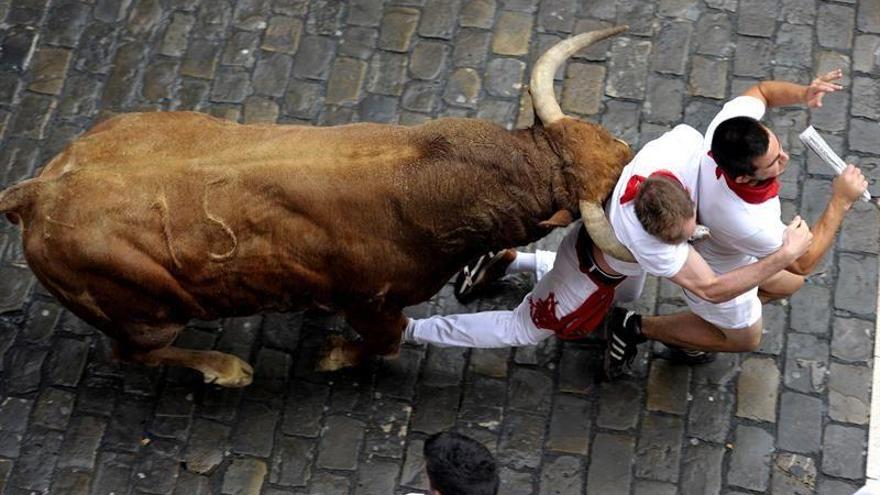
531,26,637,263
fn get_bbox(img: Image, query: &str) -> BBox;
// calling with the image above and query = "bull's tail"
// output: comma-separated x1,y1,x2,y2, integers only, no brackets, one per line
0,179,43,225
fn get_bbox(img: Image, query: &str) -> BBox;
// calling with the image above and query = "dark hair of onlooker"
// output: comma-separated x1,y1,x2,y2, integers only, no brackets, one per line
710,116,770,179
423,432,499,495
635,176,695,244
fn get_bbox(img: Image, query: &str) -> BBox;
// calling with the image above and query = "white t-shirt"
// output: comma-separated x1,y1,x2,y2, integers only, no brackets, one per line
694,96,787,274
604,124,704,278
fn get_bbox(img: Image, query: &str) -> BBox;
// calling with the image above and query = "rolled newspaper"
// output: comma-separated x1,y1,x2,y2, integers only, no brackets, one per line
799,125,871,202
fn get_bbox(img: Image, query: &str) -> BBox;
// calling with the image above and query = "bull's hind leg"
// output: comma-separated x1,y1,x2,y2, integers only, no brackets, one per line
316,309,407,371
115,323,254,387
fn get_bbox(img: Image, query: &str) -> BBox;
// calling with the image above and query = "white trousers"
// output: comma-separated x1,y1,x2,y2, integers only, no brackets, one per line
408,224,646,348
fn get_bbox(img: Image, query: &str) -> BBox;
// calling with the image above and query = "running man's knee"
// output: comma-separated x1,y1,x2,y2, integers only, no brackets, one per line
724,322,763,352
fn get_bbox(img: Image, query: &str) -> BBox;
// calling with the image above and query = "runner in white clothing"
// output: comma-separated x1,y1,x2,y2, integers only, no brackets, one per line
405,125,813,353
605,70,870,375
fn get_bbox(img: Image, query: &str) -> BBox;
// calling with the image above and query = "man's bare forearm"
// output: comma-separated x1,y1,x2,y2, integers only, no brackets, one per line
701,247,797,303
743,81,807,108
789,197,849,275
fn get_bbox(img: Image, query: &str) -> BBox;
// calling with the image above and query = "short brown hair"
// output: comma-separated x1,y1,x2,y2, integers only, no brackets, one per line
634,176,695,244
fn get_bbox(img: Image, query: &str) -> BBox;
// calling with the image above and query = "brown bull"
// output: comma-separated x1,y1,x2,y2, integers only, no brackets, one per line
0,28,634,386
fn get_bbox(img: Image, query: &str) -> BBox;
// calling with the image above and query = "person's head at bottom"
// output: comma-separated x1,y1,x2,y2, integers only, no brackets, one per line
424,432,499,495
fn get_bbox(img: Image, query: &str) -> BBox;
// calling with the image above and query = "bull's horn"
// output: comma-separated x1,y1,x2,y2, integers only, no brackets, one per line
579,200,637,263
530,25,629,126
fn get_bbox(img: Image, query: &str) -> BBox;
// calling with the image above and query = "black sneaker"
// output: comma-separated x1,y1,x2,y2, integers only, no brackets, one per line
656,345,717,365
604,308,646,380
453,249,516,303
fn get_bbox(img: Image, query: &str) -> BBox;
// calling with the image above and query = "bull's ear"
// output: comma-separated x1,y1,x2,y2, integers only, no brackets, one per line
539,209,574,229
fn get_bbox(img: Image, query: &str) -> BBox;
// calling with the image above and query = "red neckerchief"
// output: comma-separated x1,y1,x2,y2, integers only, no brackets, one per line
619,169,684,204
709,152,779,204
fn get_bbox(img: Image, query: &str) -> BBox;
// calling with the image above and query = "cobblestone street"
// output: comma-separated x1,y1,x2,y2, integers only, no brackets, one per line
0,0,878,493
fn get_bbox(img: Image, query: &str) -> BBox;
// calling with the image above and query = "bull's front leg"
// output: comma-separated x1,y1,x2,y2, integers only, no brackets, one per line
316,308,407,371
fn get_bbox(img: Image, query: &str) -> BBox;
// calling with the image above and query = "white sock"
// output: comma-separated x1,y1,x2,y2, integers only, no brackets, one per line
506,252,536,275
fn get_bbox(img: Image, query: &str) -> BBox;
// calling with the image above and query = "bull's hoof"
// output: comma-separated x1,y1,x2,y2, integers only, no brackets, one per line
202,351,254,387
316,335,358,372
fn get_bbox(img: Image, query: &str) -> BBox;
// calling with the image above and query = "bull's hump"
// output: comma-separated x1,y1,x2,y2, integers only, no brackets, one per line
65,112,424,174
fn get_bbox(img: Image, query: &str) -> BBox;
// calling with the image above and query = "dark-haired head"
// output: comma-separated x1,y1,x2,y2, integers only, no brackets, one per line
710,116,771,179
424,432,499,495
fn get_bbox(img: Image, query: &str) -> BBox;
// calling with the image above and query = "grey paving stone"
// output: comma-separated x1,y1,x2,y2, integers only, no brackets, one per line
459,376,504,430
835,253,878,317
537,0,576,33
561,62,605,116
680,443,724,495
817,3,855,49
126,0,164,38
0,265,34,315
9,93,55,139
50,469,91,495
400,438,429,490
284,80,323,120
408,41,449,81
689,55,728,99
492,11,533,56
771,453,817,495
606,37,652,100
442,67,481,109
411,385,458,434
832,317,873,363
822,424,866,479
317,415,365,470
859,0,880,33
292,36,336,80
353,458,398,495
733,37,773,78
634,480,677,495
379,7,419,52
546,394,590,454
498,411,545,469
31,387,74,431
601,99,640,145
728,425,774,492
181,39,222,80
134,439,180,494
23,301,61,342
854,35,880,75
828,362,870,425
789,284,831,334
738,0,777,36
304,0,342,32
557,345,604,395
850,118,880,155
142,58,179,103
193,0,233,40
173,471,211,495
597,380,641,431
43,1,90,47
307,471,352,494
325,57,367,105
364,399,410,459
347,0,383,26
231,0,270,30
644,76,685,124
778,392,822,453
0,397,33,458
658,0,700,20
221,458,267,495
104,398,153,452
688,386,733,443
232,401,280,457
780,0,816,25
419,0,460,39
461,0,496,28
27,47,71,96
453,29,491,69
419,337,470,385
508,367,553,415
646,359,690,415
652,21,693,75
3,346,46,395
159,13,195,58
852,76,880,121
586,433,634,494
211,68,251,104
785,333,829,394
636,414,683,483
366,51,408,97
270,436,314,487
8,428,63,493
775,23,813,68
694,12,734,57
569,19,614,62
499,467,534,495
356,93,397,123
251,53,294,98
184,419,230,474
92,452,135,495
539,455,583,495
485,58,525,99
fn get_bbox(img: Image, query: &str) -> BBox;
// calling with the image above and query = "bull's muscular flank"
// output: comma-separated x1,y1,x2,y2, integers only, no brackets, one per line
0,27,632,386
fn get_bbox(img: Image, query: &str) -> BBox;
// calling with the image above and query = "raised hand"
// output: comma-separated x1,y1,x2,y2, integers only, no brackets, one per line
804,69,844,108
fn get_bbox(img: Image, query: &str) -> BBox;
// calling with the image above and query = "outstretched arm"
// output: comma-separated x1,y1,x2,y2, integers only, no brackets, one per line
788,165,869,275
670,216,813,303
743,69,843,108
